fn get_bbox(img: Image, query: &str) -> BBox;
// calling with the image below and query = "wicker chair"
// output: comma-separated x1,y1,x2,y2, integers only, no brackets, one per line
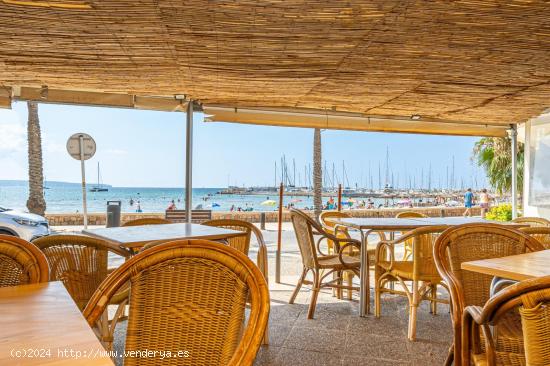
319,210,384,300
289,208,361,319
83,240,270,366
374,225,448,341
433,224,544,366
122,217,171,226
142,218,270,345
202,219,270,345
463,275,550,366
0,234,49,287
395,211,428,261
520,226,550,249
33,234,131,349
512,216,550,227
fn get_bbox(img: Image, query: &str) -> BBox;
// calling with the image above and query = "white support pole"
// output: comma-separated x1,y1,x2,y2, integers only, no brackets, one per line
185,101,194,223
511,124,518,219
79,135,88,229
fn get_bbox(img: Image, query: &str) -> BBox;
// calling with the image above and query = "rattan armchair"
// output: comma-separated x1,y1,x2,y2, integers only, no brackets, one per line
463,275,550,365
511,216,550,227
289,209,361,319
122,217,171,226
0,234,49,287
374,226,448,341
202,218,270,345
433,224,544,366
520,226,550,249
395,211,427,261
319,210,384,300
83,239,270,366
33,234,131,349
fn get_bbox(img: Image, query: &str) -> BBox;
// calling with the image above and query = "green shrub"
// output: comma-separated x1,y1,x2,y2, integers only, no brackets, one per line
485,204,513,222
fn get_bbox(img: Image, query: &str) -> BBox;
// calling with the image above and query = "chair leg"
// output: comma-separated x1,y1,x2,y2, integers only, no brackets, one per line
336,270,343,299
289,267,308,304
374,267,382,318
307,269,320,319
407,280,420,341
261,327,269,345
430,284,438,315
444,342,454,366
346,271,353,300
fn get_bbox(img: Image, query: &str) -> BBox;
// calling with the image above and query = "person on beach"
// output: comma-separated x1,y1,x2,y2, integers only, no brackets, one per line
136,201,142,213
463,188,474,217
129,198,134,206
167,200,176,211
479,188,490,218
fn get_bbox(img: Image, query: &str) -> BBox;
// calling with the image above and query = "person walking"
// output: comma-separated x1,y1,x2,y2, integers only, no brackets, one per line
479,188,490,218
463,188,474,217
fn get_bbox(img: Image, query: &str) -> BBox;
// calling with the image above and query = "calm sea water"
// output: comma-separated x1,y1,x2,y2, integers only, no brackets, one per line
0,181,386,213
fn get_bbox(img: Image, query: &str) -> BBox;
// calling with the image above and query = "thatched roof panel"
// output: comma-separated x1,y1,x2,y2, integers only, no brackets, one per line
1,0,549,133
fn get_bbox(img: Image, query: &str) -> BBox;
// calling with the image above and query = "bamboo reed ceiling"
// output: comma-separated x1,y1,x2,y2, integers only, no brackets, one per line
1,0,550,128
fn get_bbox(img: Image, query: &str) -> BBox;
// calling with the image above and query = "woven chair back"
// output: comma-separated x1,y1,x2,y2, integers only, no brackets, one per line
512,217,550,227
520,287,550,365
202,219,253,255
396,211,428,218
520,227,550,249
410,226,447,279
0,234,49,287
319,211,351,228
83,239,269,366
33,234,129,310
434,224,544,311
290,209,323,269
319,211,351,238
122,217,171,226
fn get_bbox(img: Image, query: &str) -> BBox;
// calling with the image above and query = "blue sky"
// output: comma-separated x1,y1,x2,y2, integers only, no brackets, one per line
0,102,487,188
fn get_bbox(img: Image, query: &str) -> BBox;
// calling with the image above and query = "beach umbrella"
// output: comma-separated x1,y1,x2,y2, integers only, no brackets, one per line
261,199,277,206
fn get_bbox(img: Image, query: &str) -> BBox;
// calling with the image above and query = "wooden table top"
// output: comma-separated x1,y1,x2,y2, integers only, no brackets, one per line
0,281,113,365
461,249,550,281
82,223,245,249
333,216,526,231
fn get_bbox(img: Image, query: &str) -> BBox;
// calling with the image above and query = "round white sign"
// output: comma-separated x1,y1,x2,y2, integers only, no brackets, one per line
66,133,96,161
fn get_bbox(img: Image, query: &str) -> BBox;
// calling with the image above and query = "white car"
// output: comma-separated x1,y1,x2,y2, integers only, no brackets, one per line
0,206,50,242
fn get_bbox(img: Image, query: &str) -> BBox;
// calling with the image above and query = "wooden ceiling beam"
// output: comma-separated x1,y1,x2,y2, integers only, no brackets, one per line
13,87,187,112
203,105,508,137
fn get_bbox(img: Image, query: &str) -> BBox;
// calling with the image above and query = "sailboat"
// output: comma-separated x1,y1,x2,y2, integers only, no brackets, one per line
90,162,109,192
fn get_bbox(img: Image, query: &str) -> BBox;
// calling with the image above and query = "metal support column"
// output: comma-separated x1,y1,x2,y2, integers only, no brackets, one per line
185,101,194,223
511,124,518,219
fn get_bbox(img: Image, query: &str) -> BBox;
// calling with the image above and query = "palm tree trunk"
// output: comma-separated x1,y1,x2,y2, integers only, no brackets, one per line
26,101,46,216
313,128,323,217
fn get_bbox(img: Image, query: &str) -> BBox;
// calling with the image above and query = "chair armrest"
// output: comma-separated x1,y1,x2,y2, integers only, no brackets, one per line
336,238,362,269
462,305,494,365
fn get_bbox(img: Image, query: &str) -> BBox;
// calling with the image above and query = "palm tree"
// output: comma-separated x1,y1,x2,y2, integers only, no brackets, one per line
472,136,524,196
313,128,323,217
26,101,46,216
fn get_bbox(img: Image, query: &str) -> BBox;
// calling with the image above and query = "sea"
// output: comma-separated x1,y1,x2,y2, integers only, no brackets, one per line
0,180,384,213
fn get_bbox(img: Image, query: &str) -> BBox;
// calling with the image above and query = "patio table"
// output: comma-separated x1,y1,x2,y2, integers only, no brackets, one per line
462,249,550,281
0,281,113,365
332,217,527,317
82,223,245,251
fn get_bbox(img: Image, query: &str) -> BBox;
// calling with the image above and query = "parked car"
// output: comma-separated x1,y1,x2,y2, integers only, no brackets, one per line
0,206,50,241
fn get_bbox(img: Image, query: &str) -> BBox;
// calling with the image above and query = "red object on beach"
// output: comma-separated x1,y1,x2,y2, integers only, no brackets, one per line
338,184,343,211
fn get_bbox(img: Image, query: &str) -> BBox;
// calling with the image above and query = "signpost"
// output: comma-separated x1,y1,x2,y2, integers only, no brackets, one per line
66,133,96,229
